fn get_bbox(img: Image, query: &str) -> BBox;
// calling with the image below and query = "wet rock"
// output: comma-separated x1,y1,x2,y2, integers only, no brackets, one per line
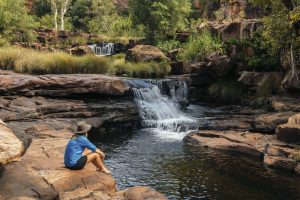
206,53,232,78
238,71,283,91
0,74,130,97
125,45,168,62
184,130,270,157
167,48,183,61
0,120,24,165
115,186,167,200
272,97,300,112
251,112,296,133
281,70,300,91
264,155,297,171
170,61,191,75
276,124,300,144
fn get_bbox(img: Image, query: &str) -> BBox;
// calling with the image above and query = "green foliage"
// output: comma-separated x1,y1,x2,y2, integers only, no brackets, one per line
68,0,92,32
38,14,54,29
129,0,191,42
261,0,292,55
33,0,51,17
178,30,225,62
208,79,244,103
111,17,145,38
157,40,181,54
0,0,38,45
112,59,171,78
88,0,118,34
225,32,281,71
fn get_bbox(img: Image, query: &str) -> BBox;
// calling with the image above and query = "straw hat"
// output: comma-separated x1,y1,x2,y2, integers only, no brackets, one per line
76,121,92,134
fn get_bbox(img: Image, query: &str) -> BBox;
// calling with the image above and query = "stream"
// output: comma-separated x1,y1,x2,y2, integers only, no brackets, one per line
94,80,300,200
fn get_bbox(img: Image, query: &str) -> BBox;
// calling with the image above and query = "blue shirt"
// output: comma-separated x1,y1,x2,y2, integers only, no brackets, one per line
64,136,97,167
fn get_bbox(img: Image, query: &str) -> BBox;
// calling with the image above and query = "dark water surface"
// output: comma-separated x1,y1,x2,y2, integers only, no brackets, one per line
94,105,300,200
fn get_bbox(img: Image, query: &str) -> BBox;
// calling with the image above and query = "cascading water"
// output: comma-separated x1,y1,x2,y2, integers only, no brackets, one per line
127,79,197,140
88,43,115,56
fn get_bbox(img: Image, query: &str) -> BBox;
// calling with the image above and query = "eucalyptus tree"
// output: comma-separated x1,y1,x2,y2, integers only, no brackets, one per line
48,0,72,31
0,0,37,45
129,0,192,42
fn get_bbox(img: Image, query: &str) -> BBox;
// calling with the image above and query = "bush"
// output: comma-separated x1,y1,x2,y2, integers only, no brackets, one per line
0,47,170,78
208,79,244,103
112,59,171,78
179,30,225,62
111,17,145,38
157,40,181,54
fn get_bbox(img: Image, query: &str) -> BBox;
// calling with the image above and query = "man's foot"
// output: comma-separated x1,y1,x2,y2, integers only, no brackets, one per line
97,168,112,175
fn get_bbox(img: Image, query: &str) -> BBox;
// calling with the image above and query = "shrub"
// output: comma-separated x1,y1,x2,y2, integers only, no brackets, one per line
0,47,23,70
208,79,244,103
179,30,225,62
111,17,145,38
0,47,170,78
157,40,181,54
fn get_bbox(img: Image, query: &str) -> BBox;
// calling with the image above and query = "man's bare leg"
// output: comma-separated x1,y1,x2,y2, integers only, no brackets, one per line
86,153,111,174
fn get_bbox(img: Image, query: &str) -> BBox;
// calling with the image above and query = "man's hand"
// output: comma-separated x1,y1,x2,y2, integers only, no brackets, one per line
96,149,105,159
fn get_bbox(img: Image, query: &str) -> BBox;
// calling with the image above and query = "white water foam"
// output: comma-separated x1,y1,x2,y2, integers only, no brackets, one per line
132,81,197,141
88,43,114,56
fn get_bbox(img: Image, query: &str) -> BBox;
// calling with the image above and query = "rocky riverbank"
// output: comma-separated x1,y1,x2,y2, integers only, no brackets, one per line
0,73,167,200
184,101,300,175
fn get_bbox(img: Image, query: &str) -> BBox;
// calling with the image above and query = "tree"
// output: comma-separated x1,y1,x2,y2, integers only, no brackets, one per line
251,0,300,77
129,0,192,42
68,0,92,32
0,0,37,45
88,0,118,34
48,0,72,31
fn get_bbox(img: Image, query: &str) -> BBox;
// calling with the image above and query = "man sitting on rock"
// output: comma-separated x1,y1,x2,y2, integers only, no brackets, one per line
64,121,111,174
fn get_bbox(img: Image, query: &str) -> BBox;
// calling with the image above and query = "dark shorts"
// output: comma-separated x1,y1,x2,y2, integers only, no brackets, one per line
67,156,87,170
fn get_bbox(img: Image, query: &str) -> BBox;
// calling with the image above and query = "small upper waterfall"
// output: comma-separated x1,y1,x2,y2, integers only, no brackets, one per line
127,79,197,139
88,43,115,56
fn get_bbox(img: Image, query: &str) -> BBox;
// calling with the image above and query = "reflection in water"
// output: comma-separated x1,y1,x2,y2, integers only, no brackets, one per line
94,111,300,199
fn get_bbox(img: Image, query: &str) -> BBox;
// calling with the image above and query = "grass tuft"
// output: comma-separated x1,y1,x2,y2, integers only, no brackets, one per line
0,47,170,78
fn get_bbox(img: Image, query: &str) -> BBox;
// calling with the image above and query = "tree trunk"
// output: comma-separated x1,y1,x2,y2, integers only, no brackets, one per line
60,5,64,31
54,7,58,32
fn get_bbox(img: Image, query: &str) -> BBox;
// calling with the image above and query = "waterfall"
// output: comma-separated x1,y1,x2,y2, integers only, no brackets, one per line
88,43,115,56
128,79,197,139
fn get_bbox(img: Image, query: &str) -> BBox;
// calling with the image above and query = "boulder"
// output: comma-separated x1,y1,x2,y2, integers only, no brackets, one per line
125,45,168,62
289,113,300,124
170,61,191,75
281,70,300,91
184,130,270,158
167,48,183,61
276,123,300,144
0,74,130,97
251,112,296,133
238,71,283,91
271,97,300,112
0,120,24,165
0,125,116,200
205,53,232,78
69,45,94,56
198,20,262,41
114,186,167,200
264,155,297,171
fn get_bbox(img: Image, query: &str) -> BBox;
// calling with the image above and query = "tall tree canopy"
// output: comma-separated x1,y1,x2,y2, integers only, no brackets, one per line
0,0,37,45
129,0,191,41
